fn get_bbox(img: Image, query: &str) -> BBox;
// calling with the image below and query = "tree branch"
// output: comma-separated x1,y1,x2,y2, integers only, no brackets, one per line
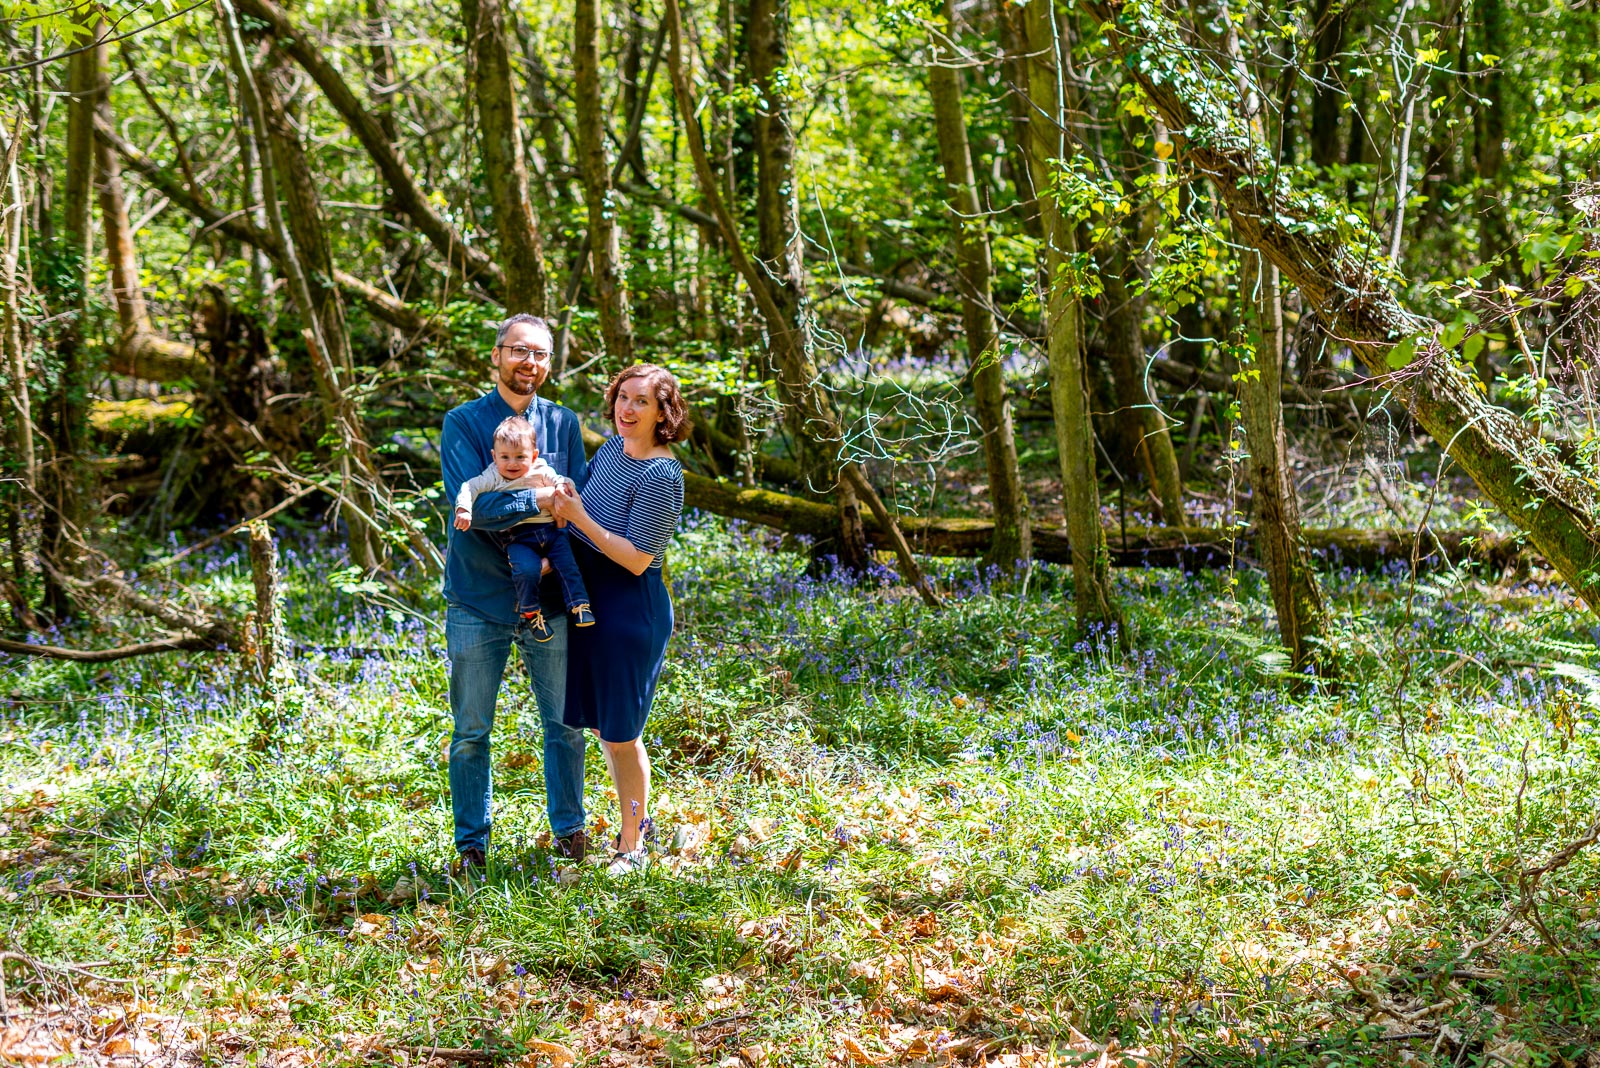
0,634,219,662
1082,0,1600,607
234,0,504,294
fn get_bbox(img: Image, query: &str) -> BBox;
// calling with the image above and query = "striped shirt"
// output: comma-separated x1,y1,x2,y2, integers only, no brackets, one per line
571,437,684,569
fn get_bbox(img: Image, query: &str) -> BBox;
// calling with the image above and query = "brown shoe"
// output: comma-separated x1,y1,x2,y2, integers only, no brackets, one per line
554,830,588,863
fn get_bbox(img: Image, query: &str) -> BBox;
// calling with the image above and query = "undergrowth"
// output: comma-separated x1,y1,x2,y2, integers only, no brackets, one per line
1,516,1598,1066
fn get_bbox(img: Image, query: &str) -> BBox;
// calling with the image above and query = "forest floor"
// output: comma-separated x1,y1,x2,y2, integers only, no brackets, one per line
2,518,1598,1067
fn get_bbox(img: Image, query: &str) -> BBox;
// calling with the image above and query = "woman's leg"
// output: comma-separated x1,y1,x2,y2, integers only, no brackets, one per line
601,736,652,853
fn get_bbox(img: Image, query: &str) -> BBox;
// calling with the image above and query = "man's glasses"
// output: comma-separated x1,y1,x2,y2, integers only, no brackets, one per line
497,344,551,363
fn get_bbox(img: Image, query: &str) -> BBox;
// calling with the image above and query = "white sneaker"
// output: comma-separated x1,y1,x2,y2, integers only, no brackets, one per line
606,848,649,876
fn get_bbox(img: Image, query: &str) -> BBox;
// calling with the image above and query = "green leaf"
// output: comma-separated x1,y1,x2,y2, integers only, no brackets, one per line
1386,336,1418,370
1463,334,1487,363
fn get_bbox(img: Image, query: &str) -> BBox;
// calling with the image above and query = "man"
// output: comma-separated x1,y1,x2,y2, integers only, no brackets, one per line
440,314,590,872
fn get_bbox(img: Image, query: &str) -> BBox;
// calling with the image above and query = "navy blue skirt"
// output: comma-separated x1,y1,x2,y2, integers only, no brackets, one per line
564,538,673,743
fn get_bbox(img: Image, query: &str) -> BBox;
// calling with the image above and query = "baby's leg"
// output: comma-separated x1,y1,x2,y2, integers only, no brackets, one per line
504,537,544,616
540,532,590,614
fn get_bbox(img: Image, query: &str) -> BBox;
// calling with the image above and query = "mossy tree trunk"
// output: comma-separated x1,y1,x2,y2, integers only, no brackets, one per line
573,0,635,365
927,0,1031,571
747,0,874,574
1018,0,1123,635
1239,254,1333,674
93,50,206,384
462,0,548,312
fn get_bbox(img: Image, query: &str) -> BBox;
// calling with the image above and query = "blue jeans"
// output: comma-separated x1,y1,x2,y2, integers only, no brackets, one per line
446,605,587,853
492,524,589,616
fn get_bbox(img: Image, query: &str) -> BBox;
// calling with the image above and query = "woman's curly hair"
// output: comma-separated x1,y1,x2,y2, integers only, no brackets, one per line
604,364,691,445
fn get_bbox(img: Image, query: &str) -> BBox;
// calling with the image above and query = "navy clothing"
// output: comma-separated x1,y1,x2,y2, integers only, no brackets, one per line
568,438,684,569
493,523,588,616
564,440,685,743
564,540,674,743
441,391,589,624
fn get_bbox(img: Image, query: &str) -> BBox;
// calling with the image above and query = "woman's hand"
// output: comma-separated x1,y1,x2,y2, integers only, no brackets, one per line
547,482,586,524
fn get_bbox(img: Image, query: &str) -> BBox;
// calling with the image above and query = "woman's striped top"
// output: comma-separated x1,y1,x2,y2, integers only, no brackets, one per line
571,436,685,569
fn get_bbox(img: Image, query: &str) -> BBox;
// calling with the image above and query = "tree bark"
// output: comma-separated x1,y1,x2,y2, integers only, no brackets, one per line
0,116,32,489
1018,0,1122,634
1208,0,1332,673
1473,0,1510,268
1103,265,1184,524
1307,0,1346,168
573,0,635,362
1,114,32,605
663,0,940,607
220,0,387,570
462,0,548,313
236,0,502,294
1239,254,1332,673
41,22,102,617
92,48,207,384
1084,0,1600,610
995,0,1041,241
927,0,1030,570
665,455,1525,573
746,0,877,575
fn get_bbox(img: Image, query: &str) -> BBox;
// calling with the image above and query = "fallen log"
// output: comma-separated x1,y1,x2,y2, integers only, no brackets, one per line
677,469,1522,572
583,427,1527,572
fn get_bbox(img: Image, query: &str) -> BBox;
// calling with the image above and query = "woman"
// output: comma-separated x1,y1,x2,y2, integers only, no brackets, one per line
548,364,688,872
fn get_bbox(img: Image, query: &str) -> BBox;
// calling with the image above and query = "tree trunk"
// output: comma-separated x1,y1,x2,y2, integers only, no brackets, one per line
463,0,548,313
1102,112,1183,523
257,64,386,570
1239,254,1332,673
618,0,650,182
574,0,635,363
1307,0,1345,169
220,0,387,570
1210,0,1332,673
927,0,1030,570
1,113,32,604
1103,266,1183,524
1084,0,1600,611
1473,0,1510,269
663,0,940,607
746,0,874,574
675,463,1525,573
40,22,103,617
92,52,206,384
995,0,1041,241
1018,0,1122,634
1,116,32,490
522,43,573,201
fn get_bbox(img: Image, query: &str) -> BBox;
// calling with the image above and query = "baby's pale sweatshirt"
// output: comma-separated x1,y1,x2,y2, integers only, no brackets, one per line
455,460,572,526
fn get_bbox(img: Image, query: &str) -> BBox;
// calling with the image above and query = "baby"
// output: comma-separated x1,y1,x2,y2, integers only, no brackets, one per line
454,416,594,641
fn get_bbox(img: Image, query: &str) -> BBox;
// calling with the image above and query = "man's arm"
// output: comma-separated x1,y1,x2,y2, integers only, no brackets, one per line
441,408,540,530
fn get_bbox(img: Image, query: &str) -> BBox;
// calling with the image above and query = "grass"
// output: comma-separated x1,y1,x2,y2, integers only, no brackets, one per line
2,515,1599,1066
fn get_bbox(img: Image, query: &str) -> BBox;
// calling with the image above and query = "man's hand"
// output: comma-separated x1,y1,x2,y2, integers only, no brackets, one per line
453,509,472,531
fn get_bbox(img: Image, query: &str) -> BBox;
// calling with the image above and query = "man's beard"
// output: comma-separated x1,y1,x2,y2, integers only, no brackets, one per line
500,365,539,395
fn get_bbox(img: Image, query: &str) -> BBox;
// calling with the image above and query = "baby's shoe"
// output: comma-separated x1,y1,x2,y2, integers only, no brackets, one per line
521,609,553,643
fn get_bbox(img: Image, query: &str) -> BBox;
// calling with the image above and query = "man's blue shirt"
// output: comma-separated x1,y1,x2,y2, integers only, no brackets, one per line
441,390,589,624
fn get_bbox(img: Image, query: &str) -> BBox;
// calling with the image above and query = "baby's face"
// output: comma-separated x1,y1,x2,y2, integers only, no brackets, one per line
493,441,538,481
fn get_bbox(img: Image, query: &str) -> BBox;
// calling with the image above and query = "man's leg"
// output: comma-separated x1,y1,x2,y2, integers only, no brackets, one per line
515,613,586,838
446,606,514,855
